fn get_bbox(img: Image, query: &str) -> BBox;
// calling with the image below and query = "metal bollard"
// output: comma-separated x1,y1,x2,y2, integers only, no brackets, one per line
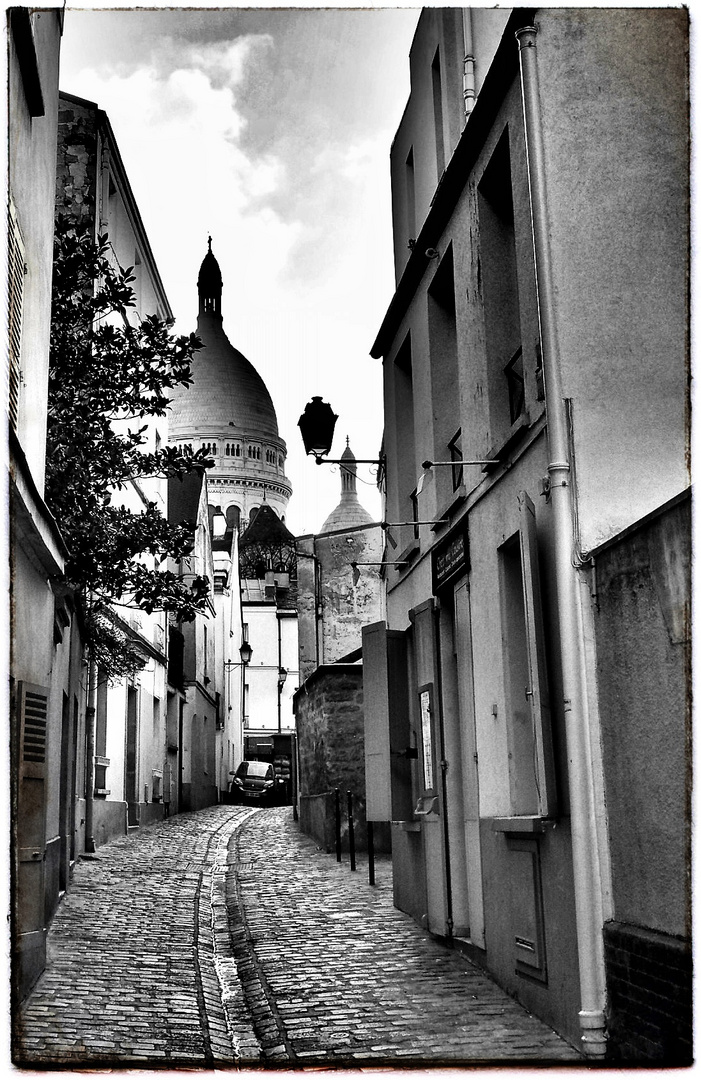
335,788,342,862
347,790,356,871
367,820,375,886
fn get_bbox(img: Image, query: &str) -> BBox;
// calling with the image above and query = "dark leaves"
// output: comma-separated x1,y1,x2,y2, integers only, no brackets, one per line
46,218,211,678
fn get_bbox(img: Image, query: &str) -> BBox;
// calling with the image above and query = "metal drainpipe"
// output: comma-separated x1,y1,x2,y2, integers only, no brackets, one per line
516,24,607,1058
84,660,97,854
462,8,476,118
434,605,453,940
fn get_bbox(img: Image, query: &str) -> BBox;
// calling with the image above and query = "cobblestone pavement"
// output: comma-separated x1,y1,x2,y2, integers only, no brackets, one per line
16,804,582,1069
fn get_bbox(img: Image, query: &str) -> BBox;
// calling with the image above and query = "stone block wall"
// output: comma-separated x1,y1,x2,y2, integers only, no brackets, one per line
295,665,369,849
56,96,99,222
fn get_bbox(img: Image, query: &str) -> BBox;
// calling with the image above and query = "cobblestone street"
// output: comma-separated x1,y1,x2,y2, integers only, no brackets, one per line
16,806,581,1068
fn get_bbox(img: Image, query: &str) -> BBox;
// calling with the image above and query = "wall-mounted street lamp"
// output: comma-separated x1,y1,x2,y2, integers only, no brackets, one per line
224,640,253,669
298,397,383,467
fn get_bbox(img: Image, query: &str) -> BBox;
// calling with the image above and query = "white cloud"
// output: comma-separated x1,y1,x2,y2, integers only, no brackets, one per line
58,10,417,533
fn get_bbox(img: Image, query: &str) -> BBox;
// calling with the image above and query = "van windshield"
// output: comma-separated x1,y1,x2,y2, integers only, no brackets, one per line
238,761,271,778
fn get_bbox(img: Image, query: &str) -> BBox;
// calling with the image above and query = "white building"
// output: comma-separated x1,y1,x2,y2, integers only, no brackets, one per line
169,245,299,786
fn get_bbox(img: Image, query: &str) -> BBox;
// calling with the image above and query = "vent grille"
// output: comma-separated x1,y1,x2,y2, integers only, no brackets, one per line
22,690,48,763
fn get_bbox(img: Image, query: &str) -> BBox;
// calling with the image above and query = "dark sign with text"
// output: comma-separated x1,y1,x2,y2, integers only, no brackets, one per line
432,528,469,593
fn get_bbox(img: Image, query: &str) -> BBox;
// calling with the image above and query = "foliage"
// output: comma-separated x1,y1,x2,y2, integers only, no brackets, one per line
46,216,213,679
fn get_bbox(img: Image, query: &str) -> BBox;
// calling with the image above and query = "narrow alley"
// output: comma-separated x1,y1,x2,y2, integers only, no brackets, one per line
16,806,581,1068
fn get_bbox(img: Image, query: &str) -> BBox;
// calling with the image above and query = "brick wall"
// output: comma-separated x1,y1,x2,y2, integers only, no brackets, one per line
603,921,692,1064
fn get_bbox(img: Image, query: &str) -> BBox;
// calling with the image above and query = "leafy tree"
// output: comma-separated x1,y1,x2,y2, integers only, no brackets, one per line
46,215,213,678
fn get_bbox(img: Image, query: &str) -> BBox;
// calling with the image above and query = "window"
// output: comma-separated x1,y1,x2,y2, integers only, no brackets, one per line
499,492,556,817
392,334,417,533
505,348,525,424
410,488,420,540
406,146,416,242
478,129,523,444
428,246,460,506
449,429,463,491
7,200,25,432
432,48,445,177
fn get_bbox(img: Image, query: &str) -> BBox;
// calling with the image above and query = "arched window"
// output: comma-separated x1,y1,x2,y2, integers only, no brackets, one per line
225,505,241,530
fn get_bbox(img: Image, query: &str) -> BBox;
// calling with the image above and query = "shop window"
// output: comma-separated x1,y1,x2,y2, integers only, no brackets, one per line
499,492,556,818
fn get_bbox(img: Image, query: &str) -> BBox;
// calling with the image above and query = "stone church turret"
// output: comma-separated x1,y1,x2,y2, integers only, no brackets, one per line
320,439,374,533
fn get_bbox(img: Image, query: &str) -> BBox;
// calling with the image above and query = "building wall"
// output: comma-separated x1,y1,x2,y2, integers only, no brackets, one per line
297,525,383,685
9,10,62,490
370,5,688,1059
7,8,87,1004
536,9,689,552
243,599,298,739
593,493,690,1061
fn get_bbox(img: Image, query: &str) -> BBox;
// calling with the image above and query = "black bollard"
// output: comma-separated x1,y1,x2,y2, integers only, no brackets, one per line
335,787,342,862
367,820,375,886
347,790,356,871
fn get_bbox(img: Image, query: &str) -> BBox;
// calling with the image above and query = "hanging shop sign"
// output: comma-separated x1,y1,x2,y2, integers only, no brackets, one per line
432,527,469,593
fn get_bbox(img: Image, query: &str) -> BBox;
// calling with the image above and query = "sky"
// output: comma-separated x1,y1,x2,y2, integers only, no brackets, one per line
58,4,421,536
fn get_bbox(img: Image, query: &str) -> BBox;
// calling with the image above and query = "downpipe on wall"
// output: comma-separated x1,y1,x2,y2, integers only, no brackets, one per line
516,24,607,1057
84,659,97,854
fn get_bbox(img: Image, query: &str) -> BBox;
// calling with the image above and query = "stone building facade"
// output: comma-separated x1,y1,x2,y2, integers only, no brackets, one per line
366,6,689,1062
8,7,80,1005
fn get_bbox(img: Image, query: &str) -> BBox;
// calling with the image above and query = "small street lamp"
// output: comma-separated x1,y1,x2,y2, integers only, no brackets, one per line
298,397,338,460
298,397,383,467
239,640,252,666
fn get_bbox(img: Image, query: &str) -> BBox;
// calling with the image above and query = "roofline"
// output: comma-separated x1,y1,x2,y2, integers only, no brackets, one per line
59,90,173,321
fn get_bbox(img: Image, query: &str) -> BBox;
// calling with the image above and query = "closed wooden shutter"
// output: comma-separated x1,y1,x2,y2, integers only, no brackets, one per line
362,621,412,822
518,491,557,817
7,200,25,432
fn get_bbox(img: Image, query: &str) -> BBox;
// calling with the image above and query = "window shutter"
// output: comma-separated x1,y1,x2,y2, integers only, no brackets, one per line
518,491,557,817
15,681,49,943
362,621,413,821
18,681,49,779
7,200,25,432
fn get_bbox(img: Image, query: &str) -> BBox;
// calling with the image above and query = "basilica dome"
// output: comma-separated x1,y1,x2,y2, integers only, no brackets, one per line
167,240,292,527
168,241,280,440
